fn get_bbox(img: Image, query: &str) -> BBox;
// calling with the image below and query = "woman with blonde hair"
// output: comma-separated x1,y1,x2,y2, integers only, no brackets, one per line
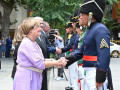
11,24,24,81
13,24,24,46
13,17,67,90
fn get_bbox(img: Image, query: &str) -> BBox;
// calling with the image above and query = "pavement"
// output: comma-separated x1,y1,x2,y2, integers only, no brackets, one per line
0,58,120,90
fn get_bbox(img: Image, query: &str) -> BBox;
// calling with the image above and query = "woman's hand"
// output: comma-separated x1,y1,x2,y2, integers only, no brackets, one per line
56,57,68,68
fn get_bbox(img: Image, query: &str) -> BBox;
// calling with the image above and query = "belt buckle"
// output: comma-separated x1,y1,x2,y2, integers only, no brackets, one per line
39,69,42,73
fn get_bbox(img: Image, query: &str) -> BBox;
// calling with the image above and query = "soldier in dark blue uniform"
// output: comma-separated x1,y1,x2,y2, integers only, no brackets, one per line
60,0,113,90
65,21,73,56
61,13,78,53
62,14,79,90
74,22,87,90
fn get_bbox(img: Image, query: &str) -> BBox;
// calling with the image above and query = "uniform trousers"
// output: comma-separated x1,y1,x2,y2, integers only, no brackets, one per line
68,62,79,90
78,66,85,90
83,67,108,90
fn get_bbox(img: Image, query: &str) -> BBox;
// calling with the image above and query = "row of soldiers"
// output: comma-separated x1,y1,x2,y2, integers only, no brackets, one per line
60,0,113,90
64,11,87,90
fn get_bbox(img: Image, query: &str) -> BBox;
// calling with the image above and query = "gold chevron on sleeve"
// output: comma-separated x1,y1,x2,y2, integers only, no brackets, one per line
100,38,109,49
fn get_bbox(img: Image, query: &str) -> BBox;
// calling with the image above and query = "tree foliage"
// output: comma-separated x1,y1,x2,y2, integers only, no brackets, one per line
25,0,82,36
102,0,120,39
0,0,120,39
103,0,119,28
26,0,120,38
107,0,118,5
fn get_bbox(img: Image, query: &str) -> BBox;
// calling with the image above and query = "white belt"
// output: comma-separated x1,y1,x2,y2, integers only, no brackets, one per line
18,65,43,73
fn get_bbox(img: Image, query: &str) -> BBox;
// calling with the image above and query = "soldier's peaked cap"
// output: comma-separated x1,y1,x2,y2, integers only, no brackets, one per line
66,21,73,28
70,10,79,22
80,0,105,22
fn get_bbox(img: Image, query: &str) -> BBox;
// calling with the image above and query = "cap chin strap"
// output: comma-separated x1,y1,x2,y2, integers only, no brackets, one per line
80,0,104,15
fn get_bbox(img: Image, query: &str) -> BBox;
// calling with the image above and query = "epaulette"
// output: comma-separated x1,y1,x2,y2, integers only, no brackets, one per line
68,34,72,39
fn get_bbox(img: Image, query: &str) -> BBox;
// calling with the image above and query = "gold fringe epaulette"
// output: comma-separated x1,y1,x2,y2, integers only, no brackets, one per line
68,34,72,39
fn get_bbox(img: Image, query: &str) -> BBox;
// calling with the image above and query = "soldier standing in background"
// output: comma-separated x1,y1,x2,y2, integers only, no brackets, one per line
61,14,79,90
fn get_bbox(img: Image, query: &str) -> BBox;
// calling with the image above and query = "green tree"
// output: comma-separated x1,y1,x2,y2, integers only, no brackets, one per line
107,0,118,5
0,0,82,38
26,0,82,37
102,0,120,39
1,0,119,39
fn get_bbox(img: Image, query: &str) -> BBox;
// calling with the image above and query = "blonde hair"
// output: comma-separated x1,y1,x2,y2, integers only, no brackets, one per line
13,24,23,46
21,17,40,35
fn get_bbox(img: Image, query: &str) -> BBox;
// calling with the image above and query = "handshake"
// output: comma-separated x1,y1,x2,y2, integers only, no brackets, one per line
56,57,68,68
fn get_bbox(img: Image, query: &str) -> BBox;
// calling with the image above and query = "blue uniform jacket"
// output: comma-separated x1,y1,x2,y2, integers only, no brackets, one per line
73,35,80,51
65,39,69,46
72,22,110,72
65,22,110,83
62,33,77,53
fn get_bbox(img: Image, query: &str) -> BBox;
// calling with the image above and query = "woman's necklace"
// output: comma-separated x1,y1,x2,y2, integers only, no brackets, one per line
34,41,44,61
34,41,42,52
26,36,34,42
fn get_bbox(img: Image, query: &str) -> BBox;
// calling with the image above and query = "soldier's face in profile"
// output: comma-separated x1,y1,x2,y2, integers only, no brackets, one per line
72,22,76,29
79,13,88,26
66,27,72,34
